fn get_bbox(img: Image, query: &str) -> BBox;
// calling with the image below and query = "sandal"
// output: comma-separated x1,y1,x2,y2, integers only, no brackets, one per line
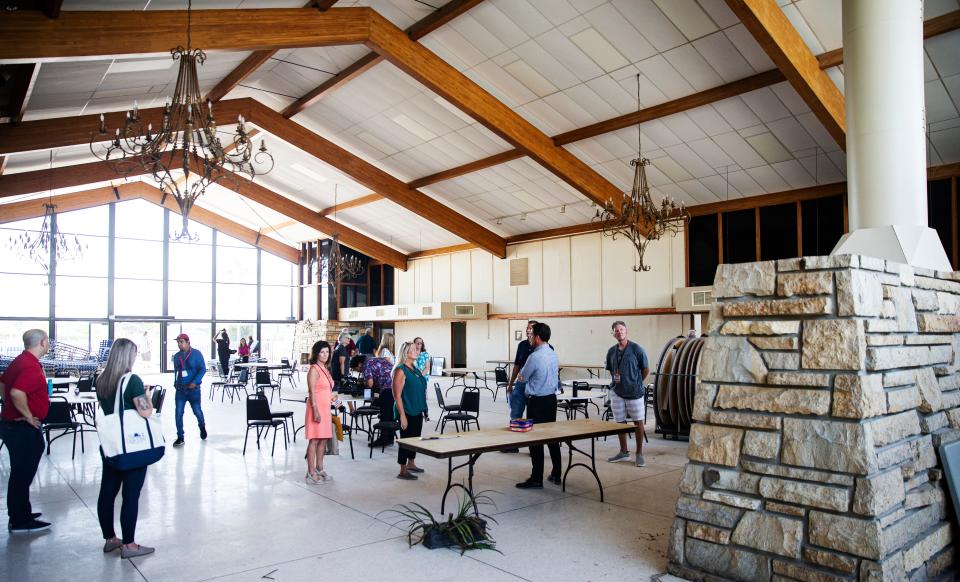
317,470,333,482
407,466,424,474
305,472,322,485
396,472,418,480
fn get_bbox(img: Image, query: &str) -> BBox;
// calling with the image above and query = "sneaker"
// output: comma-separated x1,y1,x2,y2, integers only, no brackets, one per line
199,426,208,440
635,454,646,467
9,519,52,534
172,438,185,448
607,451,630,463
103,539,123,553
515,480,543,489
120,544,155,559
396,473,418,480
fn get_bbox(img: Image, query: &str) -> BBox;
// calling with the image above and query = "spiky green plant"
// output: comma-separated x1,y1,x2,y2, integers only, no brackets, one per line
378,490,500,554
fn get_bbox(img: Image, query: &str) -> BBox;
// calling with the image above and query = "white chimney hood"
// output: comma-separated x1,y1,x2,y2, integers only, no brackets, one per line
338,302,488,322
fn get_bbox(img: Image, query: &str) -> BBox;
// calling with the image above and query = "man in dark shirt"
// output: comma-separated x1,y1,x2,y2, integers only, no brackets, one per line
0,329,52,533
605,321,650,467
357,328,376,356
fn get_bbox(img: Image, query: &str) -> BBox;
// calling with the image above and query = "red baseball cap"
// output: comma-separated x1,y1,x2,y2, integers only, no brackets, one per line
175,333,190,342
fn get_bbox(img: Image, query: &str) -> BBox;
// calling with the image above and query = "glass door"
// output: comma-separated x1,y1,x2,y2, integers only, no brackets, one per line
114,321,162,375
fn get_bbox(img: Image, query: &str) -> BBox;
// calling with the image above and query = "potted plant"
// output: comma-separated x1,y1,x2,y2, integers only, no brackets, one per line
379,491,500,554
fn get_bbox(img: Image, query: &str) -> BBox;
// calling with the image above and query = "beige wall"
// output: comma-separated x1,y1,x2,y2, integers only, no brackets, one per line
394,232,689,372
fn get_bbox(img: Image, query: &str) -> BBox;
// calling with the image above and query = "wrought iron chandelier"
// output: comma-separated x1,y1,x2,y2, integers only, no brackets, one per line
328,184,364,283
8,151,86,274
89,0,273,241
593,74,688,272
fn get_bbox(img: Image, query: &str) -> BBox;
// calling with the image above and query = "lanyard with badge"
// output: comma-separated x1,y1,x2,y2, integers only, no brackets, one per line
613,346,626,384
178,349,192,384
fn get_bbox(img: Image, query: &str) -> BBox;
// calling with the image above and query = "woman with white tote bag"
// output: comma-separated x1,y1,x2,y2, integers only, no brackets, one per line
95,338,164,559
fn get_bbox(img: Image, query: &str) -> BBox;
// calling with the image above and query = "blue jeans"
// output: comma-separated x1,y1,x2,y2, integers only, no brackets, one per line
509,381,527,420
174,387,206,439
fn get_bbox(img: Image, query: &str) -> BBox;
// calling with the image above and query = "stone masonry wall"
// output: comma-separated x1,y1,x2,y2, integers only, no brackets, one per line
668,255,959,581
292,319,345,366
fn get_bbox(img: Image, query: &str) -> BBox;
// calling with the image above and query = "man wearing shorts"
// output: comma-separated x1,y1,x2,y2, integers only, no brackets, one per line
605,321,649,467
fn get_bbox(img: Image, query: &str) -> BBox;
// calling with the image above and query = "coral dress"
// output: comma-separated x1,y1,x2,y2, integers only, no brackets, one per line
305,363,333,440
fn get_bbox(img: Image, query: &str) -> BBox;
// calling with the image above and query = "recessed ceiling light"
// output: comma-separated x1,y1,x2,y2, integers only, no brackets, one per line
290,162,328,183
391,114,438,141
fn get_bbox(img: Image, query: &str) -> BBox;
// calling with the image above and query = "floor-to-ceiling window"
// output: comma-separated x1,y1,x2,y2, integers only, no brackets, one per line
0,199,298,371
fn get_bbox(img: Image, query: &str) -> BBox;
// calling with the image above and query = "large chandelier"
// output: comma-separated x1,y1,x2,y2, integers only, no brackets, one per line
329,184,363,283
593,74,688,272
89,0,273,241
8,151,85,274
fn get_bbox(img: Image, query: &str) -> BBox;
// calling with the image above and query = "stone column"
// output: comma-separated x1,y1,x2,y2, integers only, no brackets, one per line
667,256,958,580
831,0,951,271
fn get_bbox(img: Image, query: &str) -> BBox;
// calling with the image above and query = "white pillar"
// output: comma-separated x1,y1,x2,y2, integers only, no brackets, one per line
832,0,951,270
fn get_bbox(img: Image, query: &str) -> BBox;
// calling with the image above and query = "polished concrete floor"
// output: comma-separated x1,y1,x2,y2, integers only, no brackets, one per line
1,374,689,582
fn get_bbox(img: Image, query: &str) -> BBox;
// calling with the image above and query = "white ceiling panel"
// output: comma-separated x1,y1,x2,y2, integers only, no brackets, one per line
652,0,718,41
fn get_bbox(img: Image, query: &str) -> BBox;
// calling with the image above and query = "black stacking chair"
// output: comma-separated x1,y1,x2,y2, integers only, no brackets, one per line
210,362,230,401
441,389,480,433
369,419,399,458
493,367,508,402
152,387,167,415
243,393,287,455
433,383,461,431
277,358,297,388
43,396,84,460
255,368,282,404
224,368,250,403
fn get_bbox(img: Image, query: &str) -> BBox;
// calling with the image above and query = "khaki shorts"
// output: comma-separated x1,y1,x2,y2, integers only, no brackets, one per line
610,392,645,423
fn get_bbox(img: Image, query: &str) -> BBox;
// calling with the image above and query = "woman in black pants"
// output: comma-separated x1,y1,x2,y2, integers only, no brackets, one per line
214,329,231,377
95,338,156,559
392,341,428,480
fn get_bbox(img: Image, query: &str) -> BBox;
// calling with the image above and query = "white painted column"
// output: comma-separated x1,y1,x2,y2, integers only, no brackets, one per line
843,0,926,229
833,0,950,270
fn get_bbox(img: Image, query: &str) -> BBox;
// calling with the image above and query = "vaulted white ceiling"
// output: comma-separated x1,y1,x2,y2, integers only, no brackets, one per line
3,0,959,256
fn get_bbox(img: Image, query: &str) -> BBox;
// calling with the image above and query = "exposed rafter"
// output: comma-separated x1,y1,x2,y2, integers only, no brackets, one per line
248,100,506,258
318,193,383,217
3,63,40,124
0,181,300,262
724,0,845,147
0,8,371,63
281,0,484,118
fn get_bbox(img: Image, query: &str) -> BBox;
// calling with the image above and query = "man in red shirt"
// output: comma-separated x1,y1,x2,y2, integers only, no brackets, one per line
1,329,52,533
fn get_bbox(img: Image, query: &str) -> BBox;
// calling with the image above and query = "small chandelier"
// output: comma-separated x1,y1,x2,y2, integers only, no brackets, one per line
593,74,688,272
89,0,273,241
8,203,86,275
8,151,86,274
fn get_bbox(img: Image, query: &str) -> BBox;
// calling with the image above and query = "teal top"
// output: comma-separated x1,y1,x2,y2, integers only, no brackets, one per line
97,374,146,415
396,364,427,417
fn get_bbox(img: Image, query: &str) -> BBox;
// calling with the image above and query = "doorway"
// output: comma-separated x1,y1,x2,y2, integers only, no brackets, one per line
451,321,467,368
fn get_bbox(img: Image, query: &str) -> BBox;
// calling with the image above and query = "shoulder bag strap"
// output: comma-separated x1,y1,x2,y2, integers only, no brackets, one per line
116,373,131,453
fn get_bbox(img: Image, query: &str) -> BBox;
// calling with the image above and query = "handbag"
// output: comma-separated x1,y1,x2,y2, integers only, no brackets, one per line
97,373,165,471
324,426,340,455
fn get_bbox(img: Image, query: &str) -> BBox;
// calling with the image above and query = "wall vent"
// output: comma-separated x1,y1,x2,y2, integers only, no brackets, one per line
397,307,409,317
692,290,713,307
454,304,475,316
422,306,433,315
348,309,359,319
375,308,385,317
509,258,529,286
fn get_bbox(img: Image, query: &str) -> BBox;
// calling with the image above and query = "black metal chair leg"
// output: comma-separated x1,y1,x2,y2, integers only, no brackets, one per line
243,427,249,454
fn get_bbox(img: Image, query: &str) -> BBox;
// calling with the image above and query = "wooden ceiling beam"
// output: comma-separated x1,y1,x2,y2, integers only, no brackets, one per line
249,100,506,258
318,193,384,217
366,10,627,222
0,181,299,262
4,63,41,124
204,163,408,269
724,0,845,148
281,0,484,118
0,8,371,63
0,97,252,155
0,155,138,198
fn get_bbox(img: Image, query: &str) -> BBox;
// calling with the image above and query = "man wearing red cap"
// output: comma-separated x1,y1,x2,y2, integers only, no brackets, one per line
171,333,206,447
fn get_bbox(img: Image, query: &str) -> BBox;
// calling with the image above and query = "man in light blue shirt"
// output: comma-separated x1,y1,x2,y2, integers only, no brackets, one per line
516,323,562,489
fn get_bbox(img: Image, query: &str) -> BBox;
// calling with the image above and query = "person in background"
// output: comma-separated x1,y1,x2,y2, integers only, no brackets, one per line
376,332,395,365
140,331,152,363
213,329,232,378
331,333,350,386
171,333,206,448
95,338,156,559
247,335,260,356
357,328,376,356
393,341,427,480
515,323,562,490
413,337,431,421
341,328,357,354
0,329,52,534
605,321,649,468
304,340,335,484
237,337,250,363
361,353,394,447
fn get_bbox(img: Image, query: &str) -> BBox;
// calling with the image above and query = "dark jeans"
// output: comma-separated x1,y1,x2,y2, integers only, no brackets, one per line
97,458,148,544
1,421,45,526
174,387,206,439
397,412,423,466
526,394,561,482
376,390,396,444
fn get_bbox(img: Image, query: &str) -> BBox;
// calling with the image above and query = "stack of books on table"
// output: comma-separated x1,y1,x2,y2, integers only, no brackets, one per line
509,419,533,432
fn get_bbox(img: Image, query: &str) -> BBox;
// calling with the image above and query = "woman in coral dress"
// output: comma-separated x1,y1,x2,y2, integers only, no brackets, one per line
305,340,335,484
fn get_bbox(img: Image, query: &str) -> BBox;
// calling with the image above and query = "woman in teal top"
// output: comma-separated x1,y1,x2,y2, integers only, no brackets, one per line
95,338,156,559
392,341,427,480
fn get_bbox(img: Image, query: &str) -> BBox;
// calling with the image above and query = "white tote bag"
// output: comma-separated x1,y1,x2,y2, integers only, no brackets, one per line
97,373,165,470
